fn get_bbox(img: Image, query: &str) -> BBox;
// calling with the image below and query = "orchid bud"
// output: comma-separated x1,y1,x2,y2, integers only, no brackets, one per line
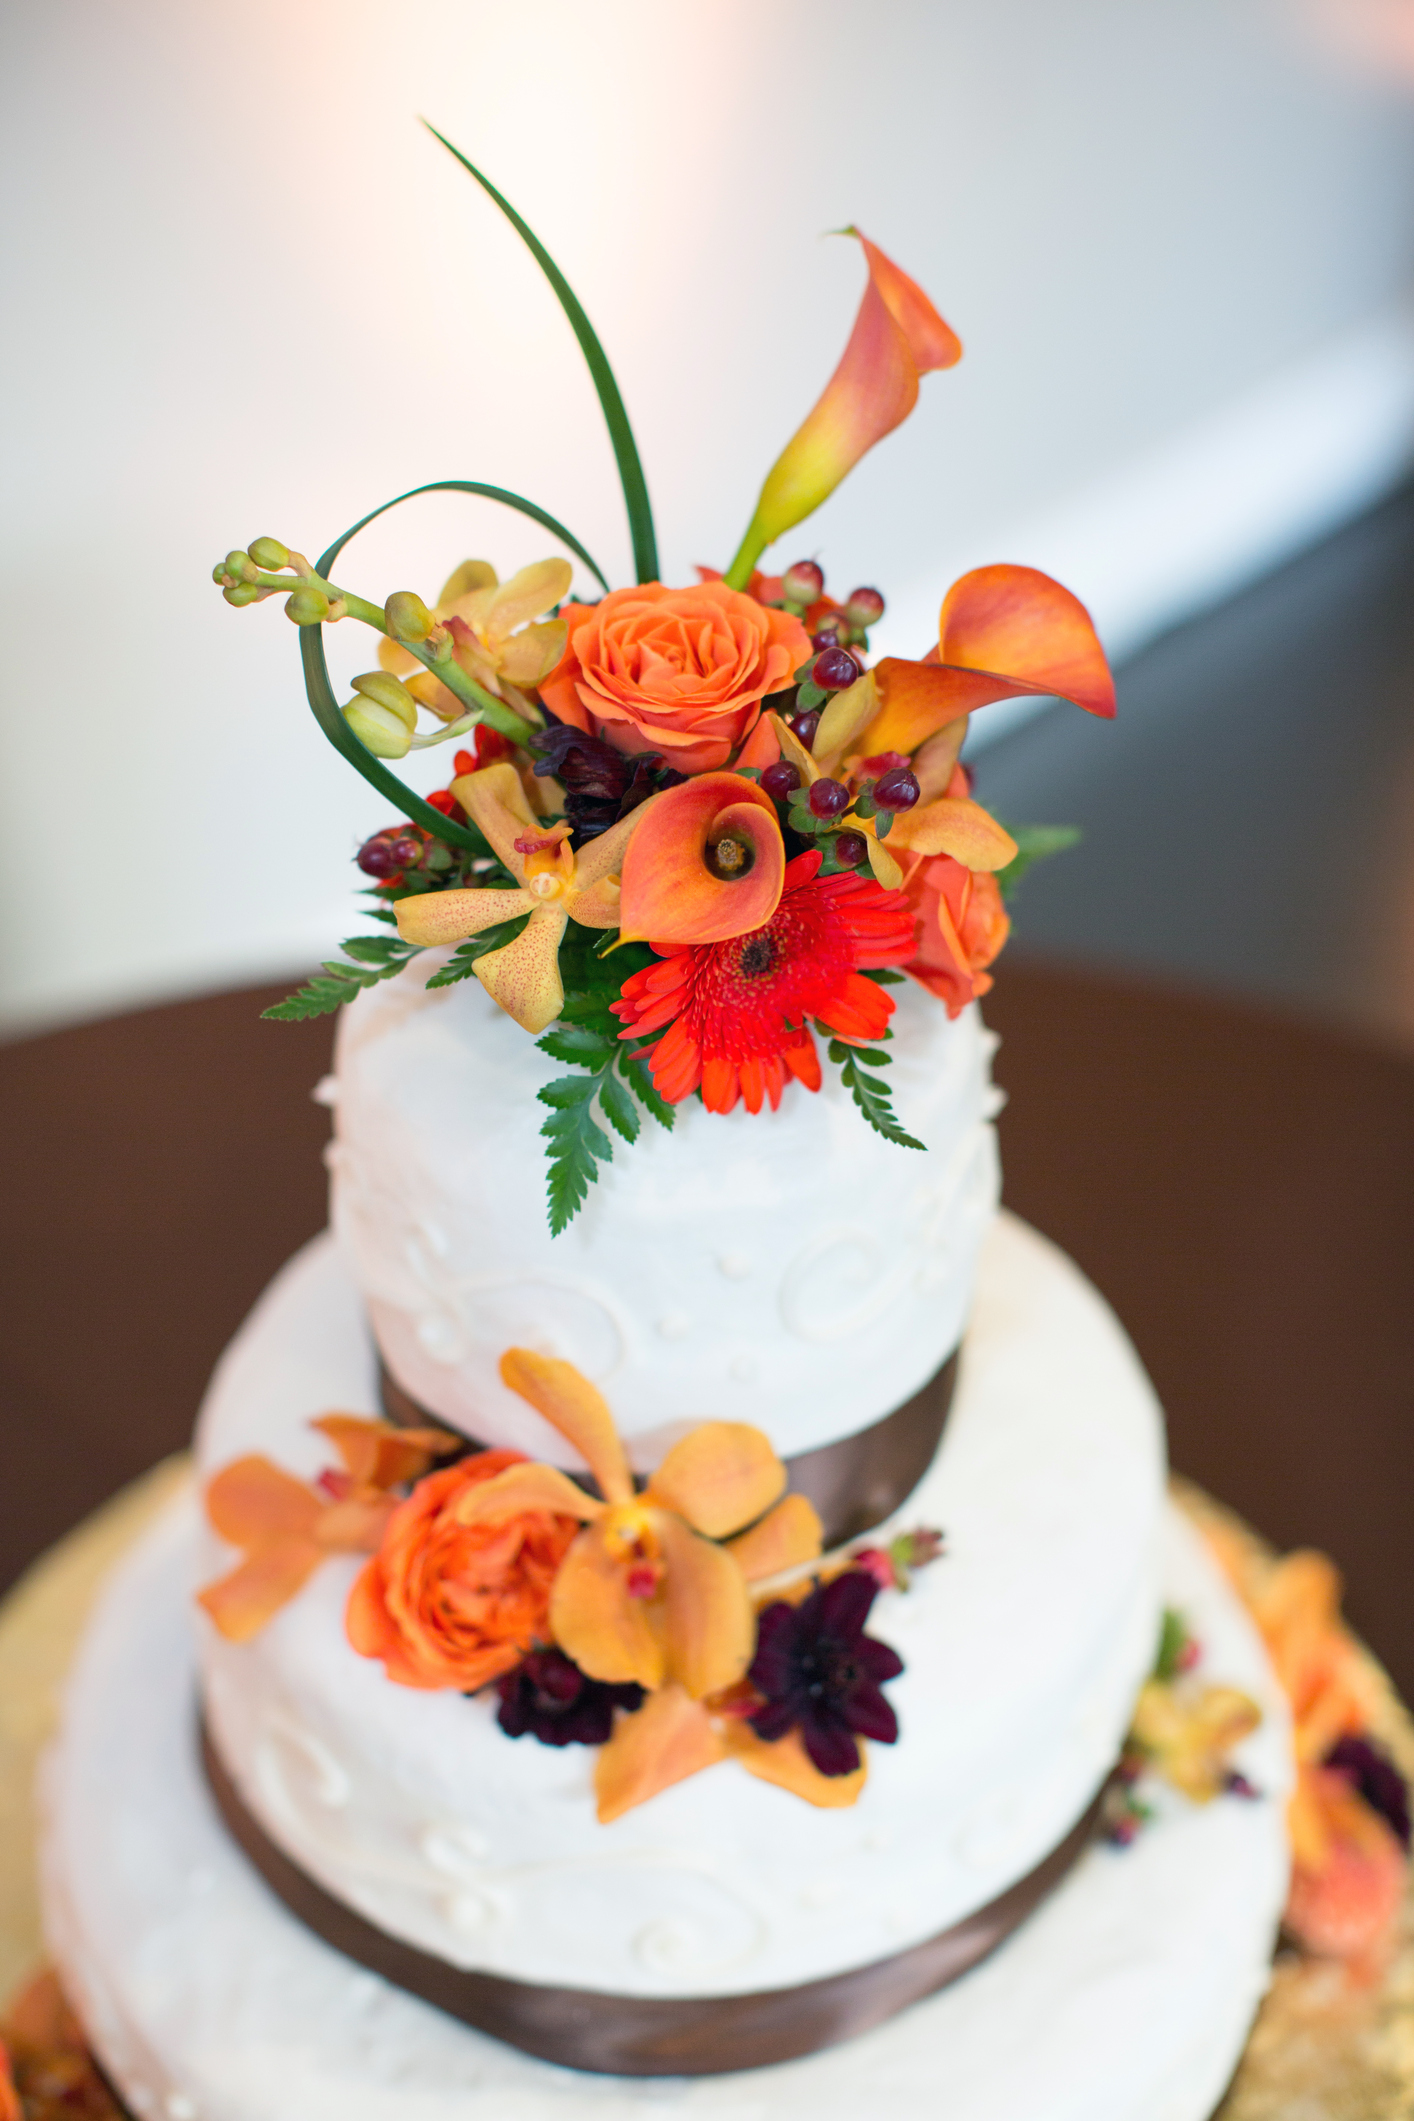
384,590,435,644
351,670,417,732
223,548,256,583
343,696,413,758
248,536,291,571
222,582,263,607
285,586,331,626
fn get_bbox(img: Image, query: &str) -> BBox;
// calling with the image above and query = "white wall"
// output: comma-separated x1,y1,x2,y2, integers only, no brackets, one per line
3,0,1412,1031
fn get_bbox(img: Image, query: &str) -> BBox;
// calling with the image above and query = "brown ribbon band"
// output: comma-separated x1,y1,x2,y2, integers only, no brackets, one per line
379,1350,957,1550
202,1724,1104,2078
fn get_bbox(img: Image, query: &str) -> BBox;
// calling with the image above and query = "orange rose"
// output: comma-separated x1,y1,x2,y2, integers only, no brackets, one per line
346,1450,580,1692
538,580,811,775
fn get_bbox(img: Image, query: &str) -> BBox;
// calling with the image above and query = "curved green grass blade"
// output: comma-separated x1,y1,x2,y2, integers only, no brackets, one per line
304,478,611,849
425,124,659,586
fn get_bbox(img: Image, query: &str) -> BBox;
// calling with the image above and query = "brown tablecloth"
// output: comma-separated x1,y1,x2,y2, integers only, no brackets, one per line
2,962,1410,1695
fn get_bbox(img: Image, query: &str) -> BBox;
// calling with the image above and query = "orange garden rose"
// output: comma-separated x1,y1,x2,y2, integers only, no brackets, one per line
347,1449,580,1692
901,855,1009,1016
538,580,811,775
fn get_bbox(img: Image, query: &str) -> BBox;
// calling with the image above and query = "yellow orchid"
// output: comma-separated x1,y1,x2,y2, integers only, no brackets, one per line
379,557,572,722
1128,1678,1262,1804
446,1348,819,1707
392,762,654,1033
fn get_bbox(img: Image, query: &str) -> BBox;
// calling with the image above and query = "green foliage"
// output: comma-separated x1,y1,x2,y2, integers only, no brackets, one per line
1153,1608,1192,1684
536,923,673,1234
424,915,532,989
426,129,659,586
996,822,1081,903
824,1035,925,1152
262,934,424,1020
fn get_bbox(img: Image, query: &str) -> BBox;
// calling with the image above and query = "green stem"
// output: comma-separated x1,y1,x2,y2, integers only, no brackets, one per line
723,514,768,593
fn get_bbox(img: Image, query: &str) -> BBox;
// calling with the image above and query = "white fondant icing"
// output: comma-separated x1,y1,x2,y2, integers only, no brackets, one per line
188,1215,1164,1998
40,1487,1290,2121
327,955,1000,1464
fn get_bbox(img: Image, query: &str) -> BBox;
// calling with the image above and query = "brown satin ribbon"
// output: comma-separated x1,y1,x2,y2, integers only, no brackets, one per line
202,1724,1105,2078
379,1350,957,1550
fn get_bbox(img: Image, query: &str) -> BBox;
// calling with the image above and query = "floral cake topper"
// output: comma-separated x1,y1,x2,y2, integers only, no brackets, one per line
214,132,1112,1229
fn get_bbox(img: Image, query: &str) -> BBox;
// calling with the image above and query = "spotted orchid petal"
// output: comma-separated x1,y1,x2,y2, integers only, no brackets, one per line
619,773,784,946
647,1421,787,1540
451,761,540,877
656,1508,756,1699
499,1348,634,1504
887,796,1018,871
727,232,961,584
724,1723,869,1807
393,887,530,949
594,1684,727,1824
724,1494,824,1582
498,619,569,688
551,1521,666,1690
483,558,574,642
473,903,569,1033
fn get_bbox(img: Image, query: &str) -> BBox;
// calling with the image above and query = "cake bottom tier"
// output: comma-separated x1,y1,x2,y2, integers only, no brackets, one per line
40,1492,1290,2121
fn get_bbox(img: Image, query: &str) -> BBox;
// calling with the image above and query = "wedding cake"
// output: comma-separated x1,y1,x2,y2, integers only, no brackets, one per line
28,140,1403,2121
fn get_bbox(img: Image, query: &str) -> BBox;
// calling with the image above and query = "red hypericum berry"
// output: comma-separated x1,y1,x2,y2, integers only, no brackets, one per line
811,624,843,653
808,777,850,819
859,751,909,777
873,766,920,812
813,646,860,691
761,759,802,802
851,1546,896,1590
1177,1638,1202,1673
782,559,825,606
1225,1771,1259,1800
356,833,403,879
386,834,422,868
832,829,868,868
844,586,885,629
789,709,821,749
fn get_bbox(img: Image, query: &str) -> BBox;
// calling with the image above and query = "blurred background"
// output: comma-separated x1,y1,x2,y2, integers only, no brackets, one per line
4,0,1414,1035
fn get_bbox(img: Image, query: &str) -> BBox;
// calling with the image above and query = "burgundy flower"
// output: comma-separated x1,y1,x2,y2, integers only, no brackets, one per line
530,720,684,844
1325,1734,1411,1850
748,1569,903,1777
495,1648,643,1747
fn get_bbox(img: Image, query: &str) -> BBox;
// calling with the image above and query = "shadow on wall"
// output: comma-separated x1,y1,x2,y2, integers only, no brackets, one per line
971,480,1414,1052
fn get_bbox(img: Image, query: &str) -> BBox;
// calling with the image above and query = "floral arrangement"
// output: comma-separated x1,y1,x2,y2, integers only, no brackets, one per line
199,1349,943,1821
1109,1524,1411,1983
0,1970,124,2121
213,135,1112,1230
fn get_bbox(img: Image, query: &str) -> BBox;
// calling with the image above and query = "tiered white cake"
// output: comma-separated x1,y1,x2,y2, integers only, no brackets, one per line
37,975,1292,2118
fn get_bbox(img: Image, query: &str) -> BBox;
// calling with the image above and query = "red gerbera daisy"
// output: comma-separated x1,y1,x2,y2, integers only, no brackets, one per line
612,849,916,1115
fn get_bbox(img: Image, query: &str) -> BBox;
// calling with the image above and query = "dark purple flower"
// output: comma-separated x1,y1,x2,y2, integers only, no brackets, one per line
1325,1734,1411,1850
529,720,684,845
495,1648,643,1748
747,1569,903,1777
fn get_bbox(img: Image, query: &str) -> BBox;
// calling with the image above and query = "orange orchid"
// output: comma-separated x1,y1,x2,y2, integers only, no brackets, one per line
442,1348,819,1704
197,1415,457,1643
378,557,572,723
392,761,655,1032
724,231,961,588
617,771,785,945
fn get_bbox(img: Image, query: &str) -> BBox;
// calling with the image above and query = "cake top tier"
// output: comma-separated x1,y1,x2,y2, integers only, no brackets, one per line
329,958,1001,1468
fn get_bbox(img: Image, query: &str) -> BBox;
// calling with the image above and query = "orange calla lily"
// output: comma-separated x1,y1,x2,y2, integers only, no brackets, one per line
393,761,656,1032
448,1348,815,1704
860,566,1115,759
197,1415,458,1643
725,231,961,587
618,771,785,946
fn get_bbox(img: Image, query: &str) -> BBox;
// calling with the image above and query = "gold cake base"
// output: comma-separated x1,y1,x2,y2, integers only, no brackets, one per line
2,1461,1411,2116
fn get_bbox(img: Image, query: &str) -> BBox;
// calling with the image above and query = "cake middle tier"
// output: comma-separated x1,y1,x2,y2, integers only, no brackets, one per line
195,1213,1166,2001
